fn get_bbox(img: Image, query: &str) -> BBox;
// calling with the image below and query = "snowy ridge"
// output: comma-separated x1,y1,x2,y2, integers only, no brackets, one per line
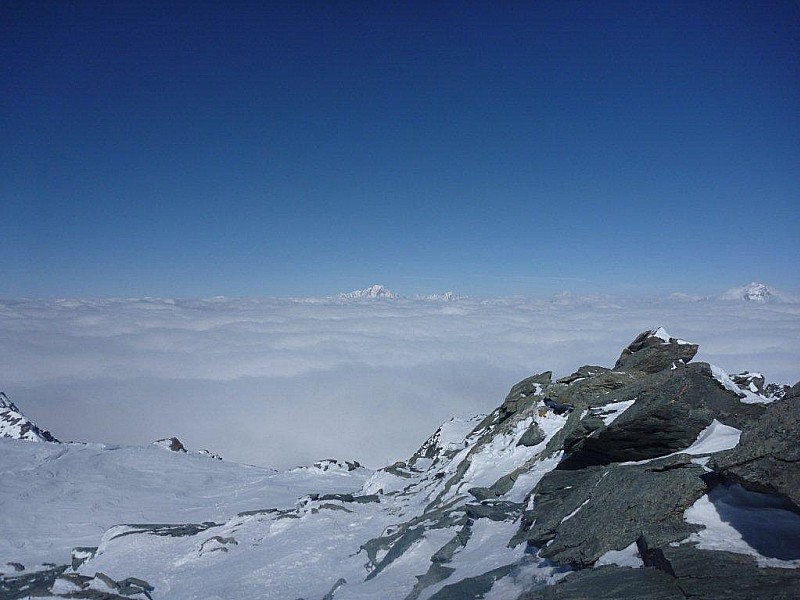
0,391,58,443
717,281,798,304
339,284,398,299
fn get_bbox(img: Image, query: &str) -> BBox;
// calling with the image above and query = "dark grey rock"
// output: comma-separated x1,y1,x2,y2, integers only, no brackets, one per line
464,501,523,522
518,456,707,568
71,546,98,570
731,372,765,394
426,564,514,600
312,493,379,504
497,372,553,422
321,577,347,600
518,565,684,599
557,363,763,469
109,522,219,541
651,545,800,599
712,385,800,510
153,437,187,452
517,421,546,447
614,329,699,374
556,365,610,385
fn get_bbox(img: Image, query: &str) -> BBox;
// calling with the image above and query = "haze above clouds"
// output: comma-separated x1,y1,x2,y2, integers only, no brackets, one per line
2,294,798,470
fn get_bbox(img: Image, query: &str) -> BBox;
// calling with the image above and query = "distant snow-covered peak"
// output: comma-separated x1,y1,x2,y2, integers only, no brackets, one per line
0,391,59,443
339,284,398,299
718,282,796,304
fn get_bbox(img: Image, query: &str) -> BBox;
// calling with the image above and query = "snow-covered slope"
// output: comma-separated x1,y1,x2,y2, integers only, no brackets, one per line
0,440,371,569
0,391,58,442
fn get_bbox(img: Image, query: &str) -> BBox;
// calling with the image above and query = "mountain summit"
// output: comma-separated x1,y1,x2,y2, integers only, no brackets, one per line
718,282,796,304
339,284,398,299
0,391,58,443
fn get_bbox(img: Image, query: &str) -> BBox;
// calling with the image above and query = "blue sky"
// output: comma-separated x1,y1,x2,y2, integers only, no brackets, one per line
2,1,798,297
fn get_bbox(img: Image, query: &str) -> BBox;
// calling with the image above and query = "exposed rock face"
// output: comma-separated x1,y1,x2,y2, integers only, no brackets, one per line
613,327,699,374
712,382,800,510
556,363,763,470
0,392,58,442
153,437,187,453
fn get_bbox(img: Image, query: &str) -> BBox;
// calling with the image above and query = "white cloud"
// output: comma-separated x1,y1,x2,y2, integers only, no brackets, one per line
1,295,798,469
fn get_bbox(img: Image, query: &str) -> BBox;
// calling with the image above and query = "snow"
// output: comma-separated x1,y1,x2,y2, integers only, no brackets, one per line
560,498,590,524
589,399,636,426
710,364,771,404
620,419,741,466
717,282,798,304
683,484,800,568
0,438,371,569
594,542,643,568
652,327,672,342
679,419,741,455
652,326,692,345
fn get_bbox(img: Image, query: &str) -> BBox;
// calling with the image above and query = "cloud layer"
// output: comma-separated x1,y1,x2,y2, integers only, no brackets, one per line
1,295,798,469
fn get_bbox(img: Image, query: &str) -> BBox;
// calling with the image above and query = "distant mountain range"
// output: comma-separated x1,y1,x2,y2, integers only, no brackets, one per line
336,282,798,305
338,284,457,301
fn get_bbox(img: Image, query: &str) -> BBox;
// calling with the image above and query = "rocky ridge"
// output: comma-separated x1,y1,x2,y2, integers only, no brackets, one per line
0,391,58,443
1,328,799,599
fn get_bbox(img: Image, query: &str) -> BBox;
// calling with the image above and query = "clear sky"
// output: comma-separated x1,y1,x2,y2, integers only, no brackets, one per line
2,1,798,298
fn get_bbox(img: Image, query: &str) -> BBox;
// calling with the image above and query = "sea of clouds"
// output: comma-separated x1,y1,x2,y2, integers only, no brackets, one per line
1,294,798,470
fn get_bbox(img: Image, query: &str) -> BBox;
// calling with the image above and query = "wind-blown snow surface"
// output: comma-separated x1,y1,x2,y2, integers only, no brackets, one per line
1,295,798,469
0,438,372,568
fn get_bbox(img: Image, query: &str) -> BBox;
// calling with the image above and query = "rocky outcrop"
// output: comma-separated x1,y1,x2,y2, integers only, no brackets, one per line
556,362,763,470
153,437,187,452
613,327,699,374
0,391,58,442
712,382,800,510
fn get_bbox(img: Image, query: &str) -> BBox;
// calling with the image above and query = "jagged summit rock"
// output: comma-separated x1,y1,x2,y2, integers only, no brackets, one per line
339,284,398,299
0,391,58,442
613,326,699,374
152,437,187,453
